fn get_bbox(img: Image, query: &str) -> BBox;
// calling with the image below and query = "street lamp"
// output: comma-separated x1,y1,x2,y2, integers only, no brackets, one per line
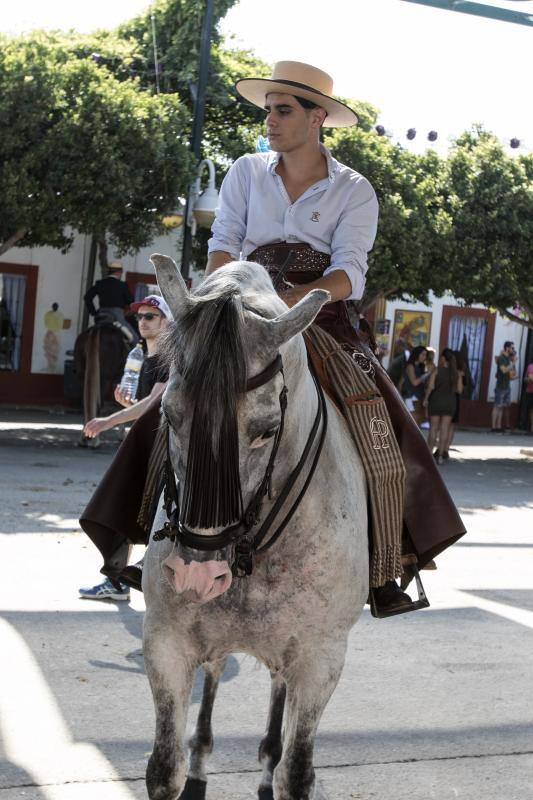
187,158,219,235
161,198,186,230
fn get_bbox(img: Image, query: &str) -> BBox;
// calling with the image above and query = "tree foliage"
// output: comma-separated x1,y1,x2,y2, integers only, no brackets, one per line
444,128,533,327
326,124,533,327
1,0,531,326
325,123,452,310
0,31,194,258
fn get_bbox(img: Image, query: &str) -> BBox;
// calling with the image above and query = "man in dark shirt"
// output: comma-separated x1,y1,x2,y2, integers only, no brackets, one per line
84,262,138,343
79,295,172,600
491,340,518,432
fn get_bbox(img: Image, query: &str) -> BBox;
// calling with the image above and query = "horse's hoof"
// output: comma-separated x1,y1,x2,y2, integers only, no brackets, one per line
258,788,274,800
179,777,207,800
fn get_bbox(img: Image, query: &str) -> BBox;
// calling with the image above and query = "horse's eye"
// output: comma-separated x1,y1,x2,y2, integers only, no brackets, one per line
250,426,279,449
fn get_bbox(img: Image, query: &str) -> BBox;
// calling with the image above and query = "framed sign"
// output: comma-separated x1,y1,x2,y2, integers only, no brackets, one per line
391,310,432,357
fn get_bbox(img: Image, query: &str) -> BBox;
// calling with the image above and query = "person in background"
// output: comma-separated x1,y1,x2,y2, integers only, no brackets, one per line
84,262,138,344
425,347,436,375
402,346,429,426
420,347,436,429
525,359,533,434
387,341,410,393
423,348,459,465
439,349,466,458
79,295,172,601
491,341,518,433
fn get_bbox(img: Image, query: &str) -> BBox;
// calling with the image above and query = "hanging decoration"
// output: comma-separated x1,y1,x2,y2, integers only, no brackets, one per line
373,125,527,150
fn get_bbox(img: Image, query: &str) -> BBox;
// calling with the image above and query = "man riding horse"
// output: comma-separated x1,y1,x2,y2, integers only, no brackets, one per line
205,60,465,615
84,261,138,344
80,61,464,618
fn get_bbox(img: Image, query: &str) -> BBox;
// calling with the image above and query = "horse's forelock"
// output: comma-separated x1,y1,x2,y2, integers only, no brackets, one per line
161,277,249,529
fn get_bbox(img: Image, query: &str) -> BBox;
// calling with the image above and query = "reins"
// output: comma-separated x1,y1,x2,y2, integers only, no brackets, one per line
153,353,327,577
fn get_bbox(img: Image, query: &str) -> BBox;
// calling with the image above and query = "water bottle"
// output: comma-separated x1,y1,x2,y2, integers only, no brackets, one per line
120,343,144,401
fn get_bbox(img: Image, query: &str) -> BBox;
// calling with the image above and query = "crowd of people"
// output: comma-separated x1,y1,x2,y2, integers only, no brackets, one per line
388,343,466,463
388,338,533,458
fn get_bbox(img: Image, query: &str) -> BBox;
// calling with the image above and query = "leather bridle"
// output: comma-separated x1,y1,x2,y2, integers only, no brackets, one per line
153,353,328,577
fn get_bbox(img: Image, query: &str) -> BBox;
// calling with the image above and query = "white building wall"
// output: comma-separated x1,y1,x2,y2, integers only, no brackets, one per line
0,227,184,378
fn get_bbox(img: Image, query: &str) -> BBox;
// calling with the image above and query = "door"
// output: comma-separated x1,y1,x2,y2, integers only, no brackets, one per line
0,263,43,403
439,306,496,427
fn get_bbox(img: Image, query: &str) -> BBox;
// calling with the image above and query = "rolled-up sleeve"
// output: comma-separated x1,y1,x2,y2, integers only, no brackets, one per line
207,157,249,259
325,176,379,300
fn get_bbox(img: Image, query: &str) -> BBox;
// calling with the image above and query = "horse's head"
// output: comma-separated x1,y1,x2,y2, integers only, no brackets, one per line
150,253,329,604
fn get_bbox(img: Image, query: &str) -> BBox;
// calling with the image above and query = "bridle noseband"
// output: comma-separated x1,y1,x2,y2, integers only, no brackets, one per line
154,353,327,577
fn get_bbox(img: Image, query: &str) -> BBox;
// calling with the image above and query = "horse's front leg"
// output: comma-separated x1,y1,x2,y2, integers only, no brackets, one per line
181,657,226,800
144,622,195,800
258,672,287,799
274,642,347,800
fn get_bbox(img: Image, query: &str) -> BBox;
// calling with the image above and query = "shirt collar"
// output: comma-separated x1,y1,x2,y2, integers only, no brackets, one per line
267,143,339,183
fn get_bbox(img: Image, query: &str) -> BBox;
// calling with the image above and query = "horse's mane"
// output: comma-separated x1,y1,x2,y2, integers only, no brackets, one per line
160,271,249,529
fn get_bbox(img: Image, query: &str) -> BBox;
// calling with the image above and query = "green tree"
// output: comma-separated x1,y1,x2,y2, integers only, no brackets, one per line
0,32,194,258
444,128,533,328
117,1,269,155
325,122,452,311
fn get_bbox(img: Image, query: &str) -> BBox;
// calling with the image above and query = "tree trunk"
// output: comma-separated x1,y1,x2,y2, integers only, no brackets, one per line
0,228,28,256
358,288,399,316
498,306,533,330
97,236,109,271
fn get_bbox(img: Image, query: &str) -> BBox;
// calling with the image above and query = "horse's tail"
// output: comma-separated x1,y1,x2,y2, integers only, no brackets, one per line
84,327,101,423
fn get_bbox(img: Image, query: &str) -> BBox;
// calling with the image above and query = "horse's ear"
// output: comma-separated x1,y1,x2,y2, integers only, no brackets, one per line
254,288,330,347
150,253,191,318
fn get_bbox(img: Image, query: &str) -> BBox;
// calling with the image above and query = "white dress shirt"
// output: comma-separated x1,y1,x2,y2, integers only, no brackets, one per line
208,144,379,300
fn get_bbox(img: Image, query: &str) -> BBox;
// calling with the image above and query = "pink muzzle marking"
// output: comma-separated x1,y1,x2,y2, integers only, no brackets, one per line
162,554,233,604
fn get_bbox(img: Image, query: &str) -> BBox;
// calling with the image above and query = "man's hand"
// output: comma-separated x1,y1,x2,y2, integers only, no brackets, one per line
114,385,136,407
83,418,111,438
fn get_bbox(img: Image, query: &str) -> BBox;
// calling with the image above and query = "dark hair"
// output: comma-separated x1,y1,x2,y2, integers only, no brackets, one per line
441,348,458,391
406,346,427,365
453,349,466,372
504,340,514,350
295,95,319,110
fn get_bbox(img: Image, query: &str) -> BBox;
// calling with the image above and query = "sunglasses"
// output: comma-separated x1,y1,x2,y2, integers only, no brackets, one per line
135,311,162,321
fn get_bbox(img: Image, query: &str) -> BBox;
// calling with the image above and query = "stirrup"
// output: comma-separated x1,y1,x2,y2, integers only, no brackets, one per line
369,565,430,619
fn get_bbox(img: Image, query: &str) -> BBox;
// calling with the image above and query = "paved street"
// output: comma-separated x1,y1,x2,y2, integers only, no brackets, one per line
0,411,532,800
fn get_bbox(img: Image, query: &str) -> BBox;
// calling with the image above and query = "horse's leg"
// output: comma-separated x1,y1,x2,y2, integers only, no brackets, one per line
258,672,287,800
144,624,195,800
179,657,226,800
274,644,346,800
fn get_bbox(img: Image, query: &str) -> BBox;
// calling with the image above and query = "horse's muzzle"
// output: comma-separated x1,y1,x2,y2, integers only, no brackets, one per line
162,554,233,603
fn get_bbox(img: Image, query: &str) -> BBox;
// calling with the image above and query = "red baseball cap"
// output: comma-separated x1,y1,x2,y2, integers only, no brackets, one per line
130,294,172,320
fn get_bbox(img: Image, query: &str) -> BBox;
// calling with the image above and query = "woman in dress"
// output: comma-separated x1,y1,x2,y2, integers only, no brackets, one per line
402,346,429,426
423,348,459,464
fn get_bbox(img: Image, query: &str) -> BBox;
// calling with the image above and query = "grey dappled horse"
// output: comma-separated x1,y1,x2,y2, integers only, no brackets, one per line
143,254,369,800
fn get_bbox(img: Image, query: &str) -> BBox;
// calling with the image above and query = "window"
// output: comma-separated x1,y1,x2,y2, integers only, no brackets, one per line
0,273,27,372
447,315,488,401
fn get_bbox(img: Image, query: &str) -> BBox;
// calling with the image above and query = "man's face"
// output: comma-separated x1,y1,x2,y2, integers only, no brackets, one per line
136,305,167,341
505,343,515,356
264,93,325,153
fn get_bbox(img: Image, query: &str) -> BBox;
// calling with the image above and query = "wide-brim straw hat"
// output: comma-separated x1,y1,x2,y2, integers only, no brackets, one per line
235,61,358,128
